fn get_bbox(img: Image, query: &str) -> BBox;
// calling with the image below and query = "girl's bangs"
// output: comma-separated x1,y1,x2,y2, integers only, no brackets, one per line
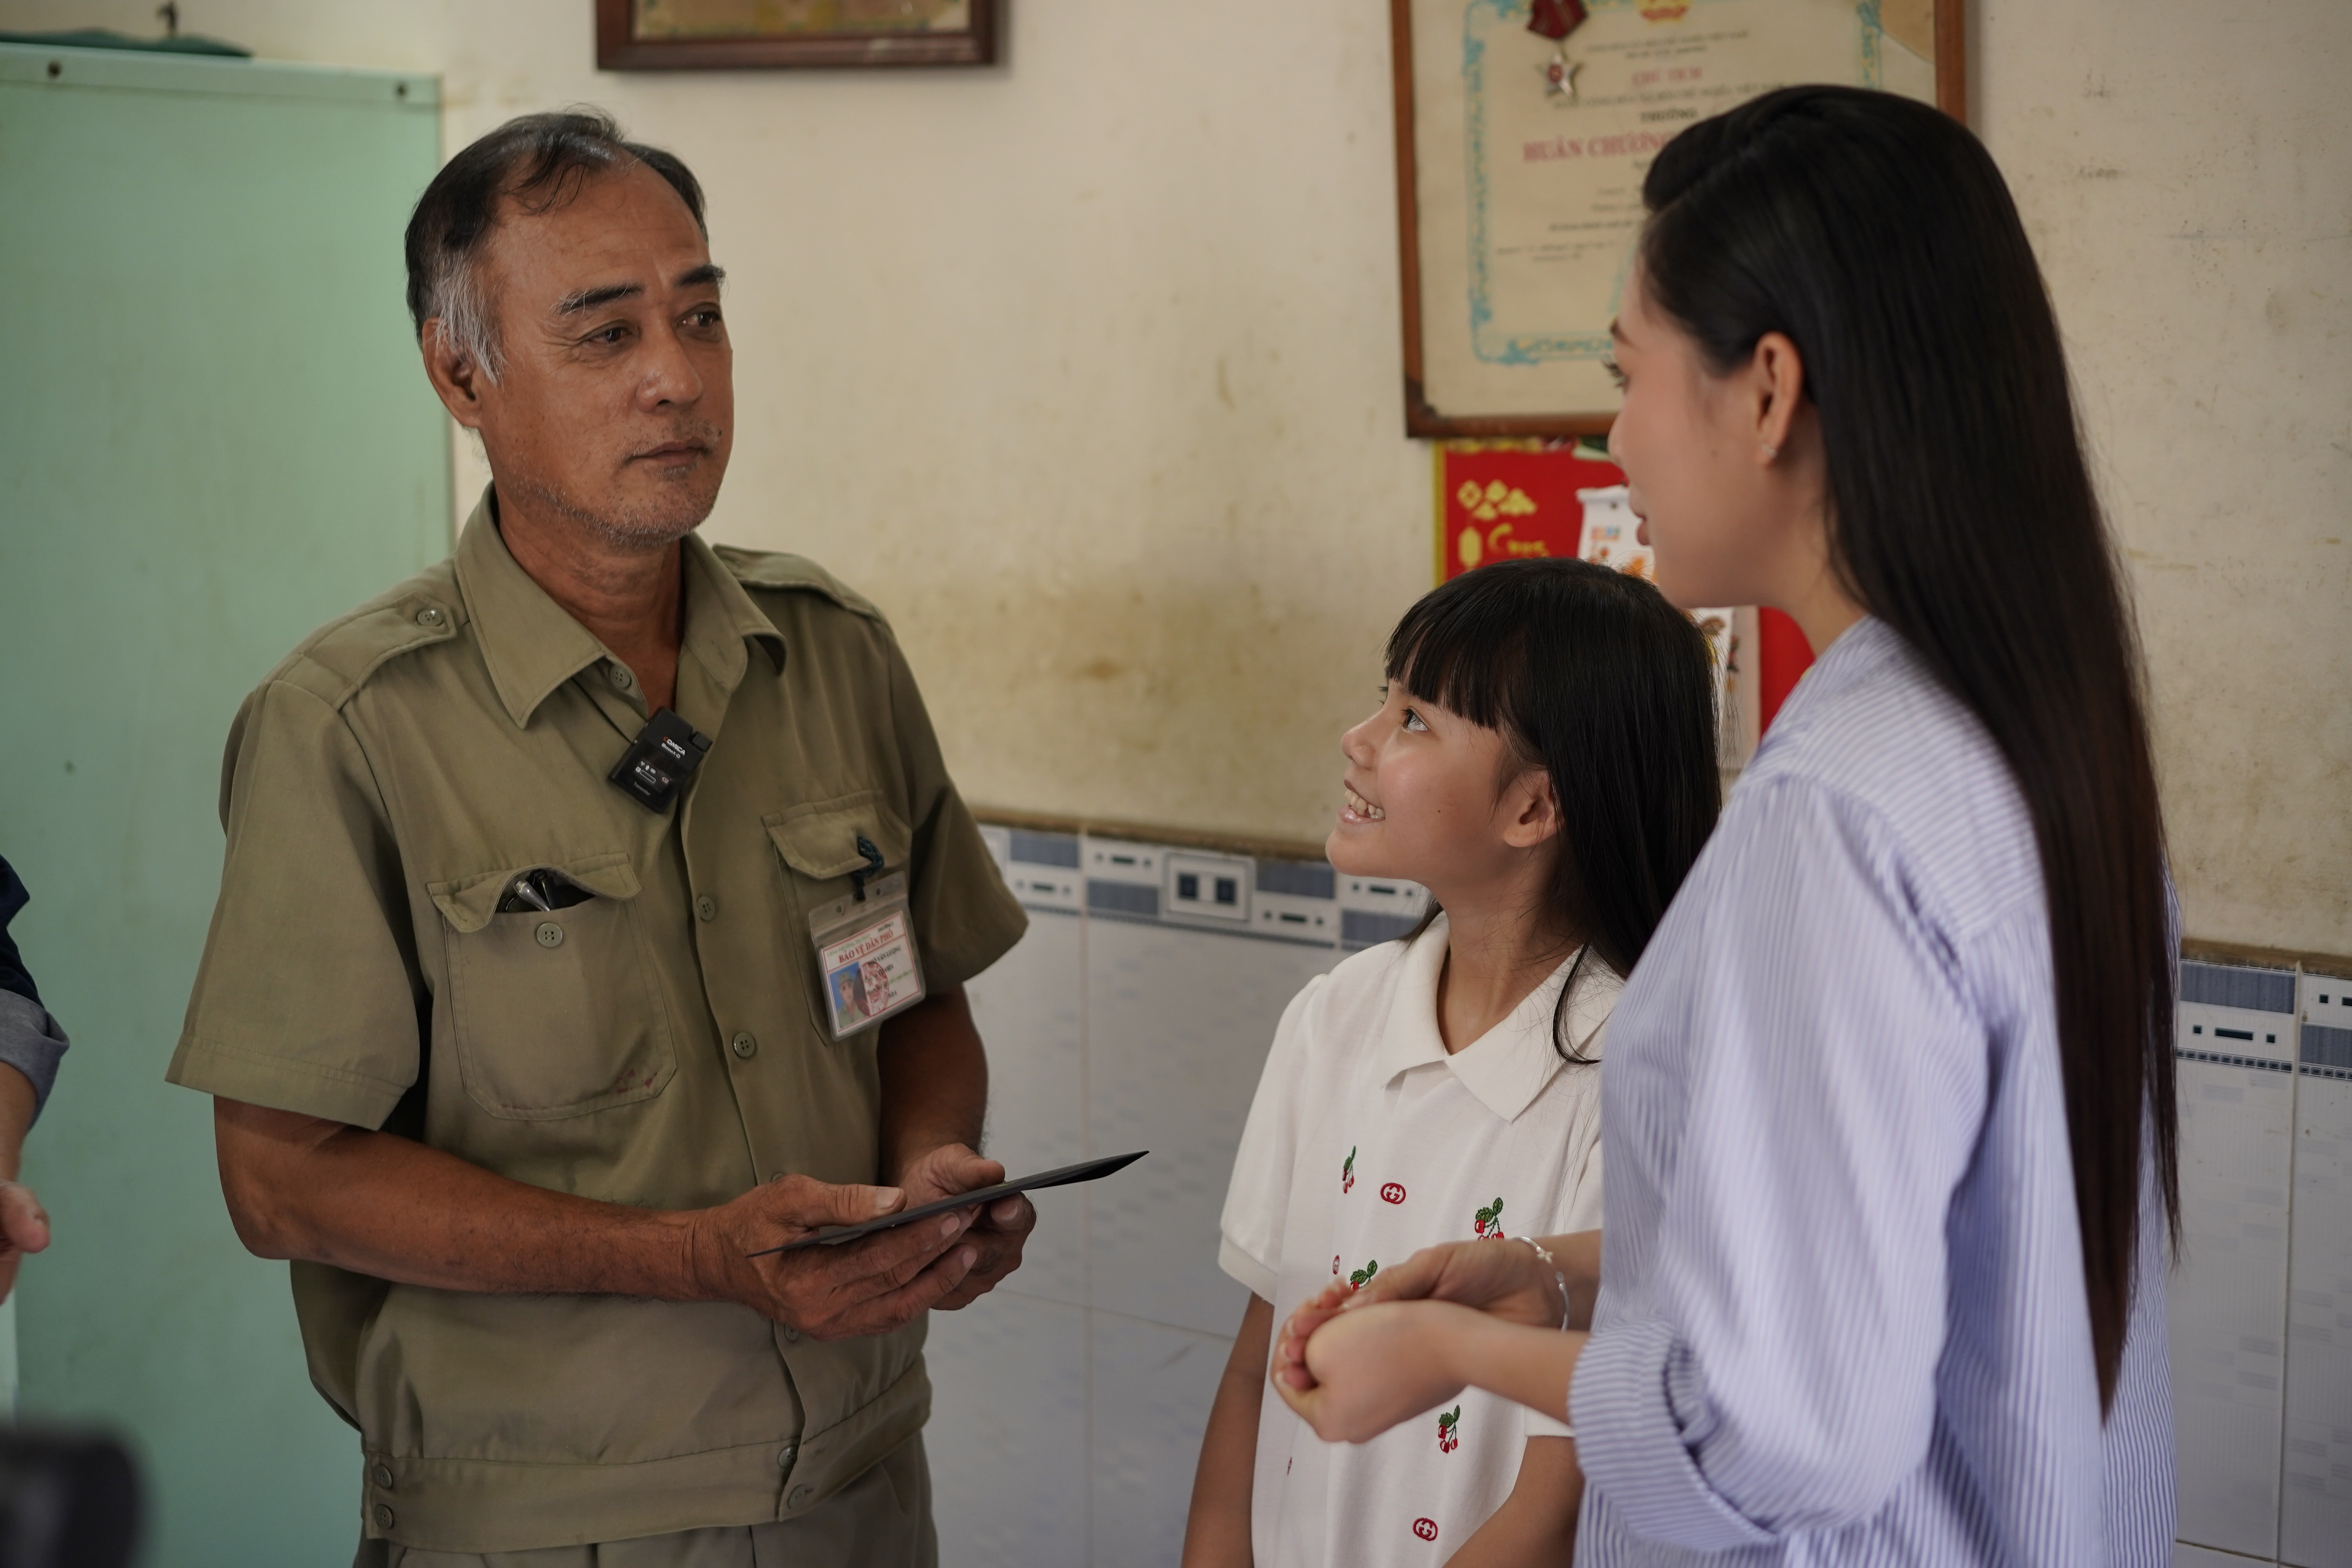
1384,583,1527,735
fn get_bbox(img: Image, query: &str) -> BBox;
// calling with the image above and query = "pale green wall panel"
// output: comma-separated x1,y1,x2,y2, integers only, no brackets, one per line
0,44,445,1566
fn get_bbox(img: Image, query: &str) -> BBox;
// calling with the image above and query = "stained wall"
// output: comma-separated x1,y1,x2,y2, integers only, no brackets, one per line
5,0,2344,954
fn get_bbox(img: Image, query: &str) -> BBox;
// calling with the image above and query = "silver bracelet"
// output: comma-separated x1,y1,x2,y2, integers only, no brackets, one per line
1519,1236,1570,1332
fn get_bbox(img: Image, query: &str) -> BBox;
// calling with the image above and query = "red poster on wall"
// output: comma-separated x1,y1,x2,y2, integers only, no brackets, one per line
1435,442,1621,580
1434,443,1815,736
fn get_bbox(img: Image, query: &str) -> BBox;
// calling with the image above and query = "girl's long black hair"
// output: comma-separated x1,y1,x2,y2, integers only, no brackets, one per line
1387,557,1722,1062
1638,85,2176,1411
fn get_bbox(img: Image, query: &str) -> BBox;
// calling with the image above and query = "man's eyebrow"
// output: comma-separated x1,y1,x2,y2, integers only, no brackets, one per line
1609,317,1627,342
557,281,642,315
554,265,722,317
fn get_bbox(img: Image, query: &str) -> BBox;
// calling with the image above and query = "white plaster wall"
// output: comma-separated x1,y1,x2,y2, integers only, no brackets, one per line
1976,0,2352,956
5,0,2345,955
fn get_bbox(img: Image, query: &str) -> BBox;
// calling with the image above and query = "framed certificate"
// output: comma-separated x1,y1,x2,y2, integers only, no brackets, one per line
597,0,998,70
1393,0,1964,436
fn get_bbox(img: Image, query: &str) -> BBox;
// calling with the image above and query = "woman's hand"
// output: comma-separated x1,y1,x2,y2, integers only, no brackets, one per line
1273,1232,1598,1392
1357,1237,1567,1323
1271,1299,1483,1443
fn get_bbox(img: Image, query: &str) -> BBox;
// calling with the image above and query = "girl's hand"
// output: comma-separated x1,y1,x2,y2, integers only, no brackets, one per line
1272,1280,1354,1390
1271,1299,1478,1443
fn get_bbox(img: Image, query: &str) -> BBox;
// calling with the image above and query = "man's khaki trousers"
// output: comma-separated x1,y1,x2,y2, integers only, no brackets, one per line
353,1435,935,1568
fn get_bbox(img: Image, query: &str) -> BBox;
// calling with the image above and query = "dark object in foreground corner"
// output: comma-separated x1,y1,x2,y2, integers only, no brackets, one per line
0,1426,141,1568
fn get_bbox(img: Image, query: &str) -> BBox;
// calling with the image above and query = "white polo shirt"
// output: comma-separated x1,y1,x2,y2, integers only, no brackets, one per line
1219,916,1618,1568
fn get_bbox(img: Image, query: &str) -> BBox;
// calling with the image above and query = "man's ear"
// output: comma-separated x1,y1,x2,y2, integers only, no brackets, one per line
420,319,490,432
1501,770,1563,851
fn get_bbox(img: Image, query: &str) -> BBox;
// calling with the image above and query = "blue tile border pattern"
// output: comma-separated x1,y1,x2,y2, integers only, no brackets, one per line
2183,960,2299,1014
2302,1023,2352,1074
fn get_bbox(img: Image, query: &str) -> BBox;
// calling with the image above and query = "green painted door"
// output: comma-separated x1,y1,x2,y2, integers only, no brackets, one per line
0,44,446,1565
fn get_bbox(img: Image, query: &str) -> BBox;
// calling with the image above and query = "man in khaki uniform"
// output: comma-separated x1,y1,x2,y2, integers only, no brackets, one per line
166,111,1032,1564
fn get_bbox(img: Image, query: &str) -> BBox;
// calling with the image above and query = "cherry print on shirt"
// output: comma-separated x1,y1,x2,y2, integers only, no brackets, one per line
1332,1254,1342,1276
1342,1145,1357,1194
1474,1196,1507,1240
1348,1258,1380,1289
1437,1405,1461,1454
1380,1181,1407,1204
1412,1518,1439,1542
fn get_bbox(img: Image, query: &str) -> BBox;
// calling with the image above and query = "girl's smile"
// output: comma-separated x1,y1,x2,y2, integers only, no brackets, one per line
1325,683,1559,911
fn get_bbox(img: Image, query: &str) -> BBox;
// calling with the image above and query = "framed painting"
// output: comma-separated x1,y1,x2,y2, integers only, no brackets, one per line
597,0,998,70
1393,0,1965,437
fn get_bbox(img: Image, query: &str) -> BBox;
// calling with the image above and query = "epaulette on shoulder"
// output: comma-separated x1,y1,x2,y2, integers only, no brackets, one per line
270,562,463,710
712,544,887,624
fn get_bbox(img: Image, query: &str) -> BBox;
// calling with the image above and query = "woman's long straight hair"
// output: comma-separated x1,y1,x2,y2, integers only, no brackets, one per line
1387,557,1722,1060
1639,85,2175,1410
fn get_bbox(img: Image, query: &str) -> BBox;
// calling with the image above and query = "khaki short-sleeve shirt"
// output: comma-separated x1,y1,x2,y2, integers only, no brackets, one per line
167,491,1026,1555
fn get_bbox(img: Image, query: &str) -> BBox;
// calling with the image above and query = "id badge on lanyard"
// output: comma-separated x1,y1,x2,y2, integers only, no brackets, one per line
808,871,927,1039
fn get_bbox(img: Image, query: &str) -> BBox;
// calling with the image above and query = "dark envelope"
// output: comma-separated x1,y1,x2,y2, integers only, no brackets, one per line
746,1151,1148,1257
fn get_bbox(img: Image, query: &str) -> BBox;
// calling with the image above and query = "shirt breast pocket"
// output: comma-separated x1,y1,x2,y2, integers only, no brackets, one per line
428,852,678,1120
765,791,915,1033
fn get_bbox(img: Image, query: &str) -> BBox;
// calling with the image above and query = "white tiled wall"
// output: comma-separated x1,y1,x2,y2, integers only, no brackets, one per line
935,828,1383,1568
2171,958,2352,1568
939,846,2348,1568
2174,988,2298,1557
2283,974,2352,1568
2179,1545,2280,1568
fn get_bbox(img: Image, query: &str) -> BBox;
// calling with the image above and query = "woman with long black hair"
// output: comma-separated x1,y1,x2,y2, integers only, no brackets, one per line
1267,85,2177,1565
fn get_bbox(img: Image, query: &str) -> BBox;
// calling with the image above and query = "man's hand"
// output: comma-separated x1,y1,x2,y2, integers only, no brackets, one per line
876,986,1032,1310
893,1142,1034,1310
0,1179,50,1305
214,1098,980,1338
0,1064,43,1305
684,1173,982,1340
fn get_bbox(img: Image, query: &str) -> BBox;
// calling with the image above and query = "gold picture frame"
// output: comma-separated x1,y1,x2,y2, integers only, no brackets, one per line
597,0,998,70
1392,0,1965,437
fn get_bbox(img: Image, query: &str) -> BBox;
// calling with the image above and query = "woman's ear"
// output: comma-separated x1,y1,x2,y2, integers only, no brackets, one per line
1501,770,1563,851
1749,330,1806,465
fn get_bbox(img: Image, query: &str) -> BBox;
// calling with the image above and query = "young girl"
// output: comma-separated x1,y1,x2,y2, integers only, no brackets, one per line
1270,85,2181,1568
1181,558,1721,1568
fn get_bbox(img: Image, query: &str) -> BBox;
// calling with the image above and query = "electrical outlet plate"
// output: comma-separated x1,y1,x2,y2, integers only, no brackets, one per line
995,828,1082,912
2302,969,2352,1031
1338,876,1430,918
1007,867,1082,913
2177,1000,2295,1067
1164,851,1252,924
1253,893,1335,942
1084,840,1161,886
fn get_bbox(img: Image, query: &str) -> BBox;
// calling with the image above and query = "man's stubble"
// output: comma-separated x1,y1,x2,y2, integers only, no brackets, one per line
513,421,730,555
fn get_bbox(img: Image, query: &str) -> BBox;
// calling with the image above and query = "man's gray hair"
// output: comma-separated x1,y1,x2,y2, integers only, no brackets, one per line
403,109,707,381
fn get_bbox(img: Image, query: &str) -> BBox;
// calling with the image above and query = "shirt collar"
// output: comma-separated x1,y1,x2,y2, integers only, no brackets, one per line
1371,913,1622,1122
452,486,786,728
1769,614,1901,730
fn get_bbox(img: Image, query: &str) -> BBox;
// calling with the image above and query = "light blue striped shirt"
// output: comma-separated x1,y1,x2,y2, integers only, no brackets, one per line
1571,617,2175,1566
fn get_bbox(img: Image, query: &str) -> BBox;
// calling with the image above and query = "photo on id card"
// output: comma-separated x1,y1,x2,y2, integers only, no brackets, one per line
811,872,926,1038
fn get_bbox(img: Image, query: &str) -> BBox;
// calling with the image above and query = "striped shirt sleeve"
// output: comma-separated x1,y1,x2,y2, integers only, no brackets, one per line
1570,777,1987,1549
